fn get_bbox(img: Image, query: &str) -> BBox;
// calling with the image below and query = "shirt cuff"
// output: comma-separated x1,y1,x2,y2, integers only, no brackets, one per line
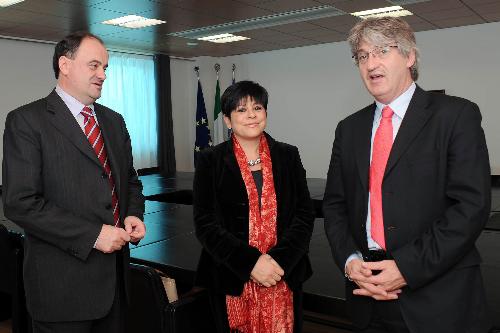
344,251,363,273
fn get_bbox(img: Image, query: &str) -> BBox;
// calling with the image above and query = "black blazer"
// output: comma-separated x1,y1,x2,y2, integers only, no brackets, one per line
193,133,315,296
323,86,491,332
2,90,145,321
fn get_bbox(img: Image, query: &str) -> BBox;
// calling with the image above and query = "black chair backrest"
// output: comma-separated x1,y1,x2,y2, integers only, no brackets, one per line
0,224,31,333
0,224,13,289
127,263,169,333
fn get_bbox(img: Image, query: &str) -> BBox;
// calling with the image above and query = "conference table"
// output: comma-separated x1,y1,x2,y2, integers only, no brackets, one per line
129,200,500,326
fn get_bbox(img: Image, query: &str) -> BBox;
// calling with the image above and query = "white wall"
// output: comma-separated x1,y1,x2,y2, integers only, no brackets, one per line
173,21,500,177
0,38,56,179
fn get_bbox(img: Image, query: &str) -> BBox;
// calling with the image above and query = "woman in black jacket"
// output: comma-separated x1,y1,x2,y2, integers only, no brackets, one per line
193,81,315,333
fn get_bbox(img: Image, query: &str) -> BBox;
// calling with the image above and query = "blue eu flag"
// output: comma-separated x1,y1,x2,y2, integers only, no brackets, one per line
194,80,212,166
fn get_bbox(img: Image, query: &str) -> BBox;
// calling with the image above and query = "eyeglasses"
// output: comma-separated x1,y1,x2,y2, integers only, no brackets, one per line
352,45,399,65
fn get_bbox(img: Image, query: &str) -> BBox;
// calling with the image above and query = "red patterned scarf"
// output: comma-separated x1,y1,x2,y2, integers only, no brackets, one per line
226,134,294,333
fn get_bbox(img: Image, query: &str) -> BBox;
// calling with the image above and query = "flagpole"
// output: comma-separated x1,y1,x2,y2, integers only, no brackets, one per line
213,63,225,144
227,64,236,138
214,63,220,79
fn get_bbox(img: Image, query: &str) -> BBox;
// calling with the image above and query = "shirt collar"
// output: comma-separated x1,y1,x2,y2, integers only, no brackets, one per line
374,82,416,119
55,85,94,117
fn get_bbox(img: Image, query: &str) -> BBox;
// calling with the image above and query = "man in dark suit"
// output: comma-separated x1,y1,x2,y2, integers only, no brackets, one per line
323,17,491,333
2,31,145,332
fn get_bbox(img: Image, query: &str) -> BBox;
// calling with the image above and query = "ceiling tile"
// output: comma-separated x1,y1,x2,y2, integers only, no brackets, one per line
229,41,282,55
433,15,486,28
473,2,500,15
306,30,345,43
58,0,110,5
203,3,273,21
0,8,81,30
313,0,358,4
164,0,274,20
309,14,359,29
457,0,499,4
91,0,159,15
165,0,241,8
481,12,500,22
402,14,431,24
271,21,322,33
0,20,19,31
233,0,275,4
332,0,390,13
88,23,131,37
106,28,189,47
149,4,228,31
409,21,439,31
10,0,90,17
154,42,199,57
416,6,477,20
240,28,299,43
1,24,69,42
289,27,336,38
276,38,319,48
402,15,438,30
253,0,326,13
235,38,278,48
405,0,464,14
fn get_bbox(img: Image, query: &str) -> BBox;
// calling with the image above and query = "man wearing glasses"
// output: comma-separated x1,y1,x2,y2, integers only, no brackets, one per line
323,17,491,332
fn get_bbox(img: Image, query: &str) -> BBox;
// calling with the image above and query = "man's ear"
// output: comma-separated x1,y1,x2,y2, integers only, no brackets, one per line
58,56,70,76
406,49,416,69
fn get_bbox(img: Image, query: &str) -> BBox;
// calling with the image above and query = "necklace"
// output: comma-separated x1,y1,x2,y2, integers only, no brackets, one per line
247,156,261,166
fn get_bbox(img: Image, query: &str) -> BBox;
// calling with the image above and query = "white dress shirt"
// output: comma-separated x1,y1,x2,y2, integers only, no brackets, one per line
345,82,416,267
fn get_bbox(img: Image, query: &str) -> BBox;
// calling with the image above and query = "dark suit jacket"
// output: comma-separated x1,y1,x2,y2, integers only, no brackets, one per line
2,90,145,322
323,86,491,333
193,133,314,296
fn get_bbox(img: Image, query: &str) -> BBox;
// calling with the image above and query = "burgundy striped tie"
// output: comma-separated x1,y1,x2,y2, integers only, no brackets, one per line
81,106,120,226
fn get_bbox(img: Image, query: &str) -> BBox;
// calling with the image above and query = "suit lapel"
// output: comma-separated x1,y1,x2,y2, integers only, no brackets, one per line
223,139,241,177
355,104,376,191
266,134,283,210
94,105,122,196
45,90,101,167
384,86,433,178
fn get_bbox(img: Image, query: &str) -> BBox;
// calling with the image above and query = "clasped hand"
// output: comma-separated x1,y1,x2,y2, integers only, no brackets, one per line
346,259,407,301
95,216,146,253
250,254,284,287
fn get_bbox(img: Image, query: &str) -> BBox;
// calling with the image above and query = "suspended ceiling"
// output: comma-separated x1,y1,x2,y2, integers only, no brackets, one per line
0,0,499,57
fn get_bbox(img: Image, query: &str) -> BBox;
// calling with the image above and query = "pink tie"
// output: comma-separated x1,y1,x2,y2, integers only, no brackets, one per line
81,106,120,226
370,106,394,250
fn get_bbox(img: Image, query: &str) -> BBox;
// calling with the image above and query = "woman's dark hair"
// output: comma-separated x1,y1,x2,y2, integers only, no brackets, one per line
52,31,104,79
221,80,268,117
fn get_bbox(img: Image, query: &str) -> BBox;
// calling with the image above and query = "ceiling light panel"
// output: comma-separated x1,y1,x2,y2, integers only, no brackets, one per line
0,0,24,7
351,6,413,19
197,33,250,43
102,15,165,29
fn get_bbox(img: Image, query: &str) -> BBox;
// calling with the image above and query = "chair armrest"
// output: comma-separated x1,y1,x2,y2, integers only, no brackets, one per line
164,287,216,333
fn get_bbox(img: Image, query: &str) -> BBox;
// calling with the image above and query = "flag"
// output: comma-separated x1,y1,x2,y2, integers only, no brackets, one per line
194,79,212,166
213,78,225,145
227,75,236,138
